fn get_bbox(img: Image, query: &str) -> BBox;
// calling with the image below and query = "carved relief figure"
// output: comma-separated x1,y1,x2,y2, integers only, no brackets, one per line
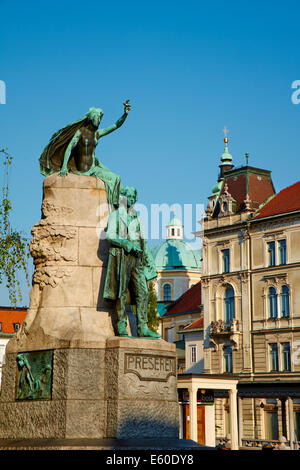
16,352,52,400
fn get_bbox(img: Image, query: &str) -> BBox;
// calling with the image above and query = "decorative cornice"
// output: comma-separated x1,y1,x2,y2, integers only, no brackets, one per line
262,273,288,286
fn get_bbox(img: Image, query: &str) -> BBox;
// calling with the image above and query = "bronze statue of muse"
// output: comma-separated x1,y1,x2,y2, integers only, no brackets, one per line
39,100,131,206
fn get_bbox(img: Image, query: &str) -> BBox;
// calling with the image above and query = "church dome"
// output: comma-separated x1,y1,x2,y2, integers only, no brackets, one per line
151,239,202,271
151,215,202,271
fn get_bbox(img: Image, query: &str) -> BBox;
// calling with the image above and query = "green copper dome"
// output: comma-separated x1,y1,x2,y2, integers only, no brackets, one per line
151,239,202,271
212,180,223,194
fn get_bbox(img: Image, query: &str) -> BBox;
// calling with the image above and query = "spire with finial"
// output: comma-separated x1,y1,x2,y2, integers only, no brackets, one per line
218,126,234,180
245,153,249,166
220,126,233,166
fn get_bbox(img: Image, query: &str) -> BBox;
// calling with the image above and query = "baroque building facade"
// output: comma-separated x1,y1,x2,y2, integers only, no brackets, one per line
160,281,202,372
151,216,202,308
198,136,300,447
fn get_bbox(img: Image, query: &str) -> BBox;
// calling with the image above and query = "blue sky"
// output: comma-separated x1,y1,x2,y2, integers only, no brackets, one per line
1,0,300,305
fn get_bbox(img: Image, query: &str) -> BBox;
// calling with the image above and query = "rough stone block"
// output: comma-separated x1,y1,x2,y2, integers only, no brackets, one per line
0,340,179,441
106,399,179,439
65,399,107,438
78,227,109,268
0,400,67,439
40,266,94,308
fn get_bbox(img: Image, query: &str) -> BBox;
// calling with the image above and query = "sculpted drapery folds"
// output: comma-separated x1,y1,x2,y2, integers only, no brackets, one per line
39,101,131,206
104,186,160,339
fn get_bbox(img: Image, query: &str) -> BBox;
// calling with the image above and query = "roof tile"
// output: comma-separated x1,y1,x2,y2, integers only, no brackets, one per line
184,316,204,330
163,281,202,316
0,307,27,334
254,180,300,219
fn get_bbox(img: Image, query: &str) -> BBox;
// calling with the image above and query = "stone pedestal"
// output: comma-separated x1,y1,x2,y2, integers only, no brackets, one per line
7,173,117,354
105,337,178,439
0,173,206,449
0,338,179,441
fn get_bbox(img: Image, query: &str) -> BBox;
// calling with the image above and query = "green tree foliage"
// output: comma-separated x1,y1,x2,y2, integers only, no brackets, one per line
0,149,30,306
147,281,159,332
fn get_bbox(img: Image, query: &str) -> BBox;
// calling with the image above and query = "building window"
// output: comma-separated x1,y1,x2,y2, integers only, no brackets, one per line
294,412,300,441
163,283,171,301
177,229,180,236
267,241,276,267
190,345,197,364
268,287,278,319
269,343,279,371
223,346,233,373
224,286,235,323
177,325,185,341
165,327,175,343
0,322,2,332
280,285,290,318
279,239,287,265
222,249,230,273
13,323,20,332
171,228,175,236
282,343,291,371
265,411,279,441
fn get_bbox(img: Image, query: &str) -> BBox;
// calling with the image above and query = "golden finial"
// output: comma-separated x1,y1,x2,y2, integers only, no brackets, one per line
223,126,229,144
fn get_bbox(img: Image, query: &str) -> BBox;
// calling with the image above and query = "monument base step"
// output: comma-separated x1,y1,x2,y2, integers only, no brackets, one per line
0,438,214,450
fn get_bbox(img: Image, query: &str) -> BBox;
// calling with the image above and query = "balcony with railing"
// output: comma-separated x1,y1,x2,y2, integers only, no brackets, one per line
209,319,241,350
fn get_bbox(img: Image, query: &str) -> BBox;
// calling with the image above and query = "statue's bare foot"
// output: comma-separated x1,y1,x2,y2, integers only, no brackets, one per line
138,325,160,339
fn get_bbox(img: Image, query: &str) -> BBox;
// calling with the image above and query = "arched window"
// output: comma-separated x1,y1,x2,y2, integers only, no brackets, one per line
163,283,171,301
224,286,235,323
268,287,278,318
280,285,290,318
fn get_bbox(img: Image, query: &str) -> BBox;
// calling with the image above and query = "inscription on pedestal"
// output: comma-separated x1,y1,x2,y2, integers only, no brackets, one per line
124,353,176,382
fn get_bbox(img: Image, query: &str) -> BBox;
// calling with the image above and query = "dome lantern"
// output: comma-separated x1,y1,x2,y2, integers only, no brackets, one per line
166,215,183,240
